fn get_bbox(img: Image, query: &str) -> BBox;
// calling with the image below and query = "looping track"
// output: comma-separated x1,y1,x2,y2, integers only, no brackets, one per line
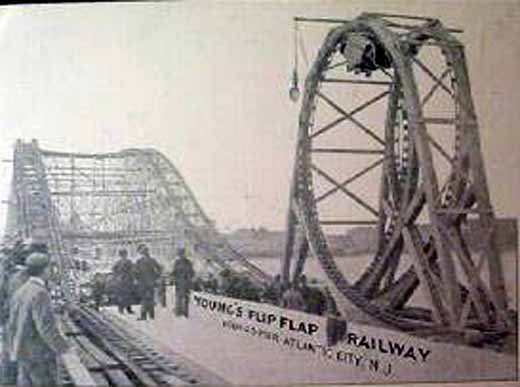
282,13,513,339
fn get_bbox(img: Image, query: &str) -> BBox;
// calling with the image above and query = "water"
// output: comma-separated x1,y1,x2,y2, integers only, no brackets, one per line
250,249,518,308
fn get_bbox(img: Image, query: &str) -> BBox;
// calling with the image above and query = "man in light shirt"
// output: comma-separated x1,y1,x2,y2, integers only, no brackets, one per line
8,252,74,386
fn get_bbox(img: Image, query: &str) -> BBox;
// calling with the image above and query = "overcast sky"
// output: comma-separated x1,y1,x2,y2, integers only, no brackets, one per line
0,0,519,234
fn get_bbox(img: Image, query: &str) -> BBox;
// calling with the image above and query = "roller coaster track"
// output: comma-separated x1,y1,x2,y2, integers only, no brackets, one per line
2,13,514,367
59,305,227,386
282,13,514,340
4,140,270,304
3,140,263,384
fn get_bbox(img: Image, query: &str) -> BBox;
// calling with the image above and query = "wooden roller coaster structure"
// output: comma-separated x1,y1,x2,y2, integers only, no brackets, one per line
5,140,270,303
282,13,514,341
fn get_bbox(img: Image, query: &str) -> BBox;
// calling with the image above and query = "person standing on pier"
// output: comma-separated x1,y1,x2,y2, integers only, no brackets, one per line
134,244,162,320
112,248,135,315
7,252,74,386
158,273,168,308
172,247,194,317
324,287,347,347
281,282,305,311
91,272,105,311
0,239,47,385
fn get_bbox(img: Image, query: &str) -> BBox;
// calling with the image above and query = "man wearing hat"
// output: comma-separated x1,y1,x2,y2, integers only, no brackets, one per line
172,247,194,317
5,239,47,304
112,248,135,315
0,239,48,384
7,252,72,386
134,244,162,320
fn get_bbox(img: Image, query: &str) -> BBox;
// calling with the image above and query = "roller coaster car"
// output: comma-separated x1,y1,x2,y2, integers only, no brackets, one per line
339,33,392,76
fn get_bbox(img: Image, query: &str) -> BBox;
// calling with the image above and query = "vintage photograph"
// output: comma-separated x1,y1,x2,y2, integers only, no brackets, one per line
0,1,518,386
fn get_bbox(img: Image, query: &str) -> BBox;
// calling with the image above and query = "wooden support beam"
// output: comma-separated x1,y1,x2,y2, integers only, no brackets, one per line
74,336,120,370
367,19,462,325
411,57,453,97
402,38,462,48
50,190,155,197
458,247,487,327
317,91,385,145
321,78,393,86
316,156,386,203
402,226,447,324
41,149,128,160
61,351,97,387
425,132,454,164
294,16,351,24
421,68,451,106
292,235,309,284
311,148,385,154
435,208,492,215
320,220,378,226
311,163,379,216
380,19,463,34
311,90,389,140
364,12,435,21
423,117,456,125
437,222,492,326
48,166,140,172
447,44,510,321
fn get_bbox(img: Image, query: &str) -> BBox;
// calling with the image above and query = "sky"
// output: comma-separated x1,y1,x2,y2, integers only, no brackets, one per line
0,0,519,234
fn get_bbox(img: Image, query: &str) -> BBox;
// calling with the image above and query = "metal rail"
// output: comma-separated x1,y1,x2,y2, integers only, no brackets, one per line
61,306,227,386
4,140,270,383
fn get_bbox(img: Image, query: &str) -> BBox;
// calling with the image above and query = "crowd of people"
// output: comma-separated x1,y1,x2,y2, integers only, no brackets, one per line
193,271,347,346
0,238,347,386
195,271,332,316
95,245,340,324
91,244,194,320
0,238,197,386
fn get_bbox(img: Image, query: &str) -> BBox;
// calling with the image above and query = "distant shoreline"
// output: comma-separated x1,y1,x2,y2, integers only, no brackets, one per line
227,219,517,260
244,246,518,260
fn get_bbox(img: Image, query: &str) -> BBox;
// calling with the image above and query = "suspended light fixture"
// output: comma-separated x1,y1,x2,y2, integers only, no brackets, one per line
289,19,300,102
289,68,300,102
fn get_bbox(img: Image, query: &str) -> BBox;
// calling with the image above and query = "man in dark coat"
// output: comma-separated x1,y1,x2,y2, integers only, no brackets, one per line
298,275,326,315
91,273,105,311
172,248,194,317
203,272,218,294
281,282,305,311
8,252,73,386
158,273,167,308
262,274,283,305
134,244,162,320
324,287,347,346
112,248,135,314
